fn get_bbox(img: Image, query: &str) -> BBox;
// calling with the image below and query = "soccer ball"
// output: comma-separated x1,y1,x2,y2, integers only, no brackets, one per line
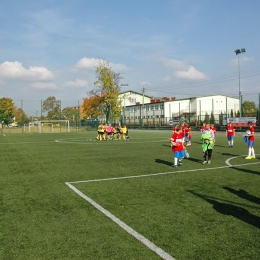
245,130,251,135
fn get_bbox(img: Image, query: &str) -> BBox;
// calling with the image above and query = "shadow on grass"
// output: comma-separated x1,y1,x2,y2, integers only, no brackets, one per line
231,166,260,176
155,159,172,166
223,187,260,204
185,157,202,163
220,152,241,156
162,144,171,148
188,190,260,229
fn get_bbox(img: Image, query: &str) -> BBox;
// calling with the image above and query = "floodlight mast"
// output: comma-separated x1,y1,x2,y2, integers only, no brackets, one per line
234,48,246,117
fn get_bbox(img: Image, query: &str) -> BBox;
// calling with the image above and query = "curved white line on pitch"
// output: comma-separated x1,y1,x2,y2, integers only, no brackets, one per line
225,154,260,166
55,139,168,144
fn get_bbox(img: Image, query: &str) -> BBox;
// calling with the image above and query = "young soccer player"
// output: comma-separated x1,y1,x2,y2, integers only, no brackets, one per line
226,122,235,147
201,123,214,164
170,125,185,168
210,124,216,143
200,122,206,133
245,121,256,159
184,122,191,146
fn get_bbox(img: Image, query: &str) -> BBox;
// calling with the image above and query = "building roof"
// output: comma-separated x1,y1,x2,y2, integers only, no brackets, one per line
119,90,151,98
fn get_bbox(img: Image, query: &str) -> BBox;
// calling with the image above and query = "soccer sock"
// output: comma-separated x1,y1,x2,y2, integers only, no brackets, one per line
251,147,255,156
231,140,234,146
228,141,230,146
248,148,252,156
174,157,178,165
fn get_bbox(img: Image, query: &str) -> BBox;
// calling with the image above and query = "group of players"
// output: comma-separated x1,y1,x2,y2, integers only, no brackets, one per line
96,124,129,141
170,121,256,168
225,121,256,159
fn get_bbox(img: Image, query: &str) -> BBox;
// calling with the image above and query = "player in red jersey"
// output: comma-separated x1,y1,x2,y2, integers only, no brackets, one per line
200,122,206,133
245,121,256,159
210,124,216,143
226,122,235,147
170,125,185,168
184,123,191,146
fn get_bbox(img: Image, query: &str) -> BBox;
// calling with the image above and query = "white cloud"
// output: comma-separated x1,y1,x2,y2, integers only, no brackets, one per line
0,61,54,81
162,75,171,82
159,57,207,80
30,82,58,90
110,62,128,72
174,66,207,80
64,79,88,88
159,57,188,70
74,57,100,70
74,57,128,73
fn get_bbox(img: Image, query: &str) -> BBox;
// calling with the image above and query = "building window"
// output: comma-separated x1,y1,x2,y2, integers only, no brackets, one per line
155,104,159,110
131,98,136,104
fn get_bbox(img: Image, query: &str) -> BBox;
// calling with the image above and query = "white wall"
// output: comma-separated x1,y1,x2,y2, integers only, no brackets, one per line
119,91,150,107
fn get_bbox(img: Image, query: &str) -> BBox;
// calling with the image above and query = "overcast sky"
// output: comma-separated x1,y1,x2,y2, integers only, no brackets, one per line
0,0,259,114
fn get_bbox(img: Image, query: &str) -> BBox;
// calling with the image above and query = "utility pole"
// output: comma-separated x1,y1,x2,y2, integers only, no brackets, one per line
141,83,151,126
234,48,246,117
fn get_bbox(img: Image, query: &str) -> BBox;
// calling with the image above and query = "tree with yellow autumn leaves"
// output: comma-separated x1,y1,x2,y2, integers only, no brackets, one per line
81,60,122,123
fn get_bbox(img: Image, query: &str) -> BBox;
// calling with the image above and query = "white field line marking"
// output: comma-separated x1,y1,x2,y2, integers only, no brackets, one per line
66,182,175,260
55,139,167,144
225,154,260,166
66,156,259,259
69,161,260,184
0,141,55,145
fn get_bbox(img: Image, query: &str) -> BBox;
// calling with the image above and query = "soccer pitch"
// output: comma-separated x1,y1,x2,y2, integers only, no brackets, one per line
1,130,259,259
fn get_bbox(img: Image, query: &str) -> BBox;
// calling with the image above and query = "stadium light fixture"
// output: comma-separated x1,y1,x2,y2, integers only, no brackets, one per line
234,48,246,116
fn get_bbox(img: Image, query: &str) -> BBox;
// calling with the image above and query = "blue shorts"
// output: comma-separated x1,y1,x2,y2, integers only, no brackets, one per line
174,151,185,159
227,136,234,141
248,141,254,147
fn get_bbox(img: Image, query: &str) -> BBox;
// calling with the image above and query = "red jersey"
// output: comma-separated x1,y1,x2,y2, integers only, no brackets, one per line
201,126,206,132
211,126,216,137
226,125,235,137
249,126,255,141
171,132,184,152
185,126,191,138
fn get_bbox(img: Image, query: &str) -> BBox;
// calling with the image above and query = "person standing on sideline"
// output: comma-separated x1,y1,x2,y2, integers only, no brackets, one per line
200,122,206,133
245,121,256,159
170,125,185,168
201,123,215,164
226,122,235,147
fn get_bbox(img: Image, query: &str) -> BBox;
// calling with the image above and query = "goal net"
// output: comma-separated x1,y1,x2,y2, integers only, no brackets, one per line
37,120,70,133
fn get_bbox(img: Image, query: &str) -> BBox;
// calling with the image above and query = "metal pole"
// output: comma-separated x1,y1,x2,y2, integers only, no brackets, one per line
238,54,241,117
142,87,145,127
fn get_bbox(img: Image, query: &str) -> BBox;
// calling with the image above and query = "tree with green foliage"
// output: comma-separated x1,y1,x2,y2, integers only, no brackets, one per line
0,97,15,125
242,101,257,116
93,60,122,123
13,107,28,125
204,112,210,123
62,106,80,124
42,96,61,120
210,111,215,124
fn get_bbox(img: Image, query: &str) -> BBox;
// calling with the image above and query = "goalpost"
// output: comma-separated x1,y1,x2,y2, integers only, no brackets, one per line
38,120,70,133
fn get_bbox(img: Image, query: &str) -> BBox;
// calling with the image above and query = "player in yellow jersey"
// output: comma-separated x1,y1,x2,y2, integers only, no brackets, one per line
121,125,127,140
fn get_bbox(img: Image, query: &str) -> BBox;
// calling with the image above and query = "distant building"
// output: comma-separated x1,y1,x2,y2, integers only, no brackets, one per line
120,92,239,125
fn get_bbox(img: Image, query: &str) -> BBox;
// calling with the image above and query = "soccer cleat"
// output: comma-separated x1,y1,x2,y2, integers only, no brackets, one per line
173,165,177,168
179,161,182,166
245,156,251,159
202,161,207,164
251,155,255,159
208,160,211,164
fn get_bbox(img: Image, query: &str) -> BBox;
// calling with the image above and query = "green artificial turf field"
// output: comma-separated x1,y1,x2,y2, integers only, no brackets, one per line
1,130,259,260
